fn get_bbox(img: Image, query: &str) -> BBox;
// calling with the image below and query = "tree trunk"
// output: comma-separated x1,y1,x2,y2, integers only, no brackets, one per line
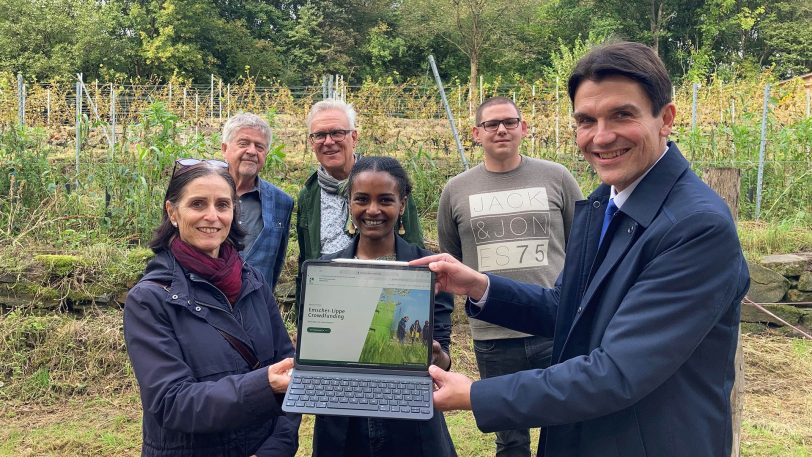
468,52,478,117
650,0,661,55
704,167,740,221
703,167,742,457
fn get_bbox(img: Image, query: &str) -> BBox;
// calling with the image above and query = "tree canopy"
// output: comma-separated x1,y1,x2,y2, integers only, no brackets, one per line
0,0,808,84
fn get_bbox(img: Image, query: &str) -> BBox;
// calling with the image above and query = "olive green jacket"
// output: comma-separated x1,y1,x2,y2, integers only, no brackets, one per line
295,171,424,304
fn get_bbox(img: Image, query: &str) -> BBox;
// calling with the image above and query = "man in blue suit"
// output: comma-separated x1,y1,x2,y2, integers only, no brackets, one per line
412,41,750,456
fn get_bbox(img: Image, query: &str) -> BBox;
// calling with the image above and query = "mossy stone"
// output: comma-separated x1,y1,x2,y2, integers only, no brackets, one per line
33,255,85,277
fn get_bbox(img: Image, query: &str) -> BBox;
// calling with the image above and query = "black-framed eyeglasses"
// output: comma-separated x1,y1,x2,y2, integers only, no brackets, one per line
308,129,353,144
478,118,521,132
171,158,229,177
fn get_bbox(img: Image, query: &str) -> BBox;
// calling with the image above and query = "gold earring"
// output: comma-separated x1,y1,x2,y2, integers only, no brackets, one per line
346,218,357,236
398,217,406,236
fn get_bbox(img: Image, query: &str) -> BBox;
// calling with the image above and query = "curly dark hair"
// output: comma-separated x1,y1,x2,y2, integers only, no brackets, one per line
346,156,412,200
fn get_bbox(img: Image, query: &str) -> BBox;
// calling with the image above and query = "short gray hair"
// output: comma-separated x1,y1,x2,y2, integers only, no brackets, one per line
306,99,357,132
222,112,272,146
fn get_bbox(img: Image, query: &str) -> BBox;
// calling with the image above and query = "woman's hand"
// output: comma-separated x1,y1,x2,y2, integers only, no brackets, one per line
431,340,451,371
267,357,294,394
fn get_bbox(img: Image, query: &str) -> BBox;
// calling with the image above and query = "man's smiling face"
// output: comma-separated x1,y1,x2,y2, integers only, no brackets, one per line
573,76,675,191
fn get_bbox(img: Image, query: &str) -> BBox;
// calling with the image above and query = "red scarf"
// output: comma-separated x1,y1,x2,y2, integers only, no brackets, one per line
170,237,243,305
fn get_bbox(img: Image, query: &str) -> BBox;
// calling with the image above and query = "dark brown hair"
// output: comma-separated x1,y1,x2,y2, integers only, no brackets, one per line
568,41,672,115
148,164,245,253
347,156,412,200
475,96,522,125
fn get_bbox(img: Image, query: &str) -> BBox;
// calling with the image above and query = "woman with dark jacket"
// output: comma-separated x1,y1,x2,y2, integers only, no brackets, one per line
124,159,299,457
312,156,457,457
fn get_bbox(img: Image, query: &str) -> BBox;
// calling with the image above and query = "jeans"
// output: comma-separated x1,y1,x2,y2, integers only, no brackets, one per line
473,335,554,457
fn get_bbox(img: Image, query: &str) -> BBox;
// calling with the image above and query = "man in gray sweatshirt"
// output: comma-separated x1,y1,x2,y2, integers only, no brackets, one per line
437,97,583,457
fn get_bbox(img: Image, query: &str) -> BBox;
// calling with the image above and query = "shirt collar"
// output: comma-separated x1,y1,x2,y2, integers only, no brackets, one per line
610,145,669,209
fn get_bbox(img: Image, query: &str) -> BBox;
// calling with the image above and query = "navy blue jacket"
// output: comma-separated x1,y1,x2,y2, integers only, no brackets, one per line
311,236,457,457
467,144,750,456
240,177,293,290
124,250,300,457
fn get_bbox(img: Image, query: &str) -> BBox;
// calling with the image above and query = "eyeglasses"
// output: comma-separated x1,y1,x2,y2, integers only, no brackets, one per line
478,118,521,132
171,158,228,177
308,129,353,144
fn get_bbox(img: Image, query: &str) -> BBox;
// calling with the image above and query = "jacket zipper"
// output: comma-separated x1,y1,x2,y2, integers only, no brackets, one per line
188,276,245,327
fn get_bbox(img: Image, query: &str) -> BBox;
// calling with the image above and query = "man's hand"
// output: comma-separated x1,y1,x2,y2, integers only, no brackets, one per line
429,364,473,411
431,340,451,371
267,357,294,393
409,253,489,300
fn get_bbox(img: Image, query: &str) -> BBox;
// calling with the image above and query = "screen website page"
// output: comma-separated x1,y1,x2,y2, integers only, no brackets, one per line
299,264,433,368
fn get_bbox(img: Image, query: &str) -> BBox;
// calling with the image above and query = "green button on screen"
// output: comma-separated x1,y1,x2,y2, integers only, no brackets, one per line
307,327,331,333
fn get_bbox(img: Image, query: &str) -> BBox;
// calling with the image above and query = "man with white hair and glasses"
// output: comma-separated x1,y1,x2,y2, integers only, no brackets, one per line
295,99,424,302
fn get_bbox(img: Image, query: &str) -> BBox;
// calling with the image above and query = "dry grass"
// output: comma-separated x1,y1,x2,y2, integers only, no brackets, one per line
741,333,812,455
0,311,810,456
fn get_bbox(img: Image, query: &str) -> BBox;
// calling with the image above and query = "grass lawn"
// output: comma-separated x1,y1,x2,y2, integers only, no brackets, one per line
1,304,810,456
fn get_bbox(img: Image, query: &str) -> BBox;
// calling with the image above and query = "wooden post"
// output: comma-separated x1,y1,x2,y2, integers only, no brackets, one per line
703,167,742,457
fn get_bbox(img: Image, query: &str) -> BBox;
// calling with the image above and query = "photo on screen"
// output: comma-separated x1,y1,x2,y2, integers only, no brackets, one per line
359,287,431,365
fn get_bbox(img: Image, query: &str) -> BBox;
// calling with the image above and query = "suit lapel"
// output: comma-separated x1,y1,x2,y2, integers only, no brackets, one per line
559,143,689,353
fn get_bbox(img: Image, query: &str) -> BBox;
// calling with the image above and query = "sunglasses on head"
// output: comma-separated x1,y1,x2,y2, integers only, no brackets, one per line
171,158,229,177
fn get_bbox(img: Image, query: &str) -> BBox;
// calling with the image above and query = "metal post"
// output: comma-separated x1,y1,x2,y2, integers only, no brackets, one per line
210,74,214,120
110,83,116,158
806,89,810,154
731,99,736,124
718,82,724,124
479,75,483,104
76,73,83,176
691,83,699,130
531,83,536,156
168,82,173,106
428,55,468,170
755,84,770,219
218,79,222,120
327,75,334,99
195,92,200,135
46,88,51,125
555,77,560,153
226,83,231,117
183,87,187,119
457,84,462,113
322,75,328,99
17,73,24,126
531,84,536,117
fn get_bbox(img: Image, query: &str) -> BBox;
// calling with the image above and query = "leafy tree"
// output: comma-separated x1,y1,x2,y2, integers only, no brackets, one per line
365,23,408,80
401,0,539,110
0,0,125,80
283,2,331,84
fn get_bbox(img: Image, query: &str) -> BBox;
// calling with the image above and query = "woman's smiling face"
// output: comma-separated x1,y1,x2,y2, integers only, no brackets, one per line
166,174,234,258
349,170,406,243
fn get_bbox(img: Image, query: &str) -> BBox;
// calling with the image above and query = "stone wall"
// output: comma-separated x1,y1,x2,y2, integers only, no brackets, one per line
743,253,812,333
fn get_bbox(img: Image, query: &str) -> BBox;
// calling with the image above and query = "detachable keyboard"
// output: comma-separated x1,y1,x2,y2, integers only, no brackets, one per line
283,371,434,420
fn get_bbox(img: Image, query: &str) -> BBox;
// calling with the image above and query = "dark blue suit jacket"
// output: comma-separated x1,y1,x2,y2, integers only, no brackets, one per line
467,143,750,457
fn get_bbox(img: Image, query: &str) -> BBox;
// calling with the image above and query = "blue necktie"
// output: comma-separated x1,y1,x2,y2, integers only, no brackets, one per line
599,198,618,245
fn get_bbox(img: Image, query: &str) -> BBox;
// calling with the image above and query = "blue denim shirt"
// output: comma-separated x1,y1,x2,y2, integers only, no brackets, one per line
240,178,294,290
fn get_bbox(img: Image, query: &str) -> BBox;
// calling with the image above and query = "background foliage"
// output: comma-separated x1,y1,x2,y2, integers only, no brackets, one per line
0,0,809,85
